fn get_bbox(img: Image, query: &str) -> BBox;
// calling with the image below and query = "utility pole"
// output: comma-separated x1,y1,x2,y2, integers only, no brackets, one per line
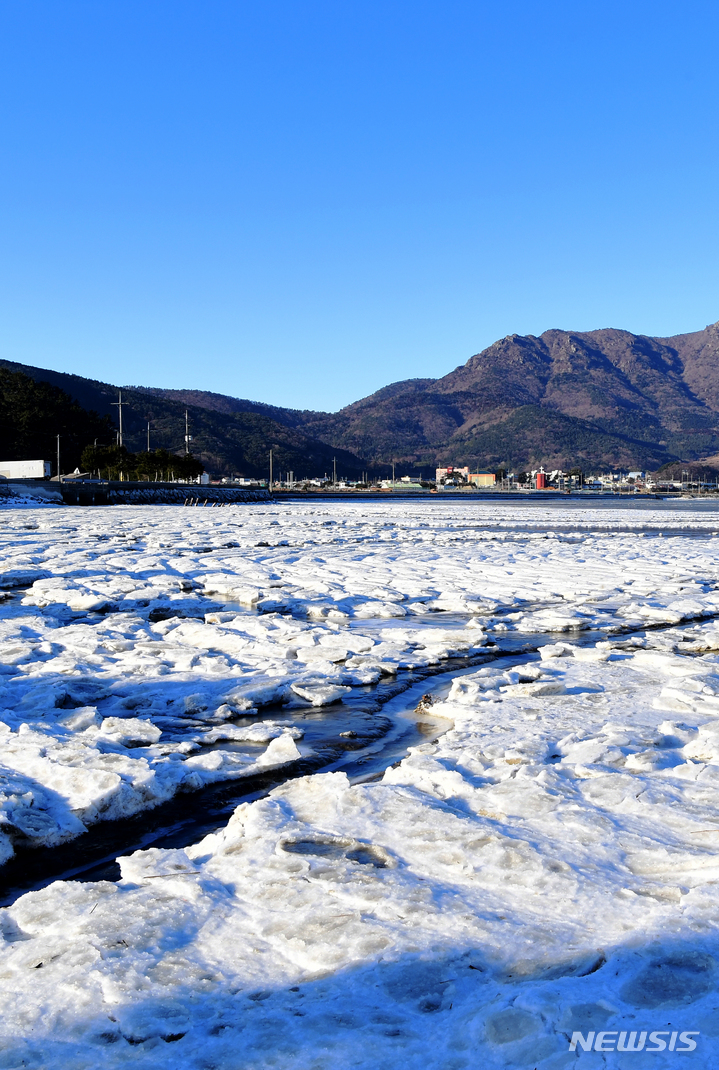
111,390,125,447
146,420,153,452
333,457,337,486
269,449,273,490
184,410,192,455
56,435,61,482
392,461,395,485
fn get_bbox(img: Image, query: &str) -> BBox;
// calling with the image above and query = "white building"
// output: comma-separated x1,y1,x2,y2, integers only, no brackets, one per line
0,459,51,479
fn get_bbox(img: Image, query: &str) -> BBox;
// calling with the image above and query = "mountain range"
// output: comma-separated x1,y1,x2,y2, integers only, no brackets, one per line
3,319,719,477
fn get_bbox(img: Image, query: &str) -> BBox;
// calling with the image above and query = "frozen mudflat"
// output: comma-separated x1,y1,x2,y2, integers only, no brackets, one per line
2,499,719,1066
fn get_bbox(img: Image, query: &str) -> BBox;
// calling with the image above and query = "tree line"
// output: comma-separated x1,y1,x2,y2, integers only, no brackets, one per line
0,368,203,478
80,444,203,481
0,367,110,469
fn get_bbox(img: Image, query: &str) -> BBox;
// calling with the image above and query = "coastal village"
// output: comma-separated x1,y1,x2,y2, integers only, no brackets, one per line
1,457,716,497
224,465,714,494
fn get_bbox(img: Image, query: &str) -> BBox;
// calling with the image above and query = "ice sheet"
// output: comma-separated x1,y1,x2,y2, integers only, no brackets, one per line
2,641,719,1065
1,500,719,1065
2,500,719,858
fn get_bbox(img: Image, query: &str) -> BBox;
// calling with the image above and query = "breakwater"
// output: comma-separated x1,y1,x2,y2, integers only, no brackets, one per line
0,480,271,506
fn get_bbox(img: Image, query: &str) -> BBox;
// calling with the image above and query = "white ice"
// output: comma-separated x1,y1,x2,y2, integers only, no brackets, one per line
2,500,719,1066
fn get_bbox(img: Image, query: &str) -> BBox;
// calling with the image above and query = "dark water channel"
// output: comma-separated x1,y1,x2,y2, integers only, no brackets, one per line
0,577,549,904
0,648,507,905
3,510,719,905
2,604,718,907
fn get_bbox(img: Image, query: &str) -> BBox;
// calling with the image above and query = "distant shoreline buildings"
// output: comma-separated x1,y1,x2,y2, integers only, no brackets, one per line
2,454,718,496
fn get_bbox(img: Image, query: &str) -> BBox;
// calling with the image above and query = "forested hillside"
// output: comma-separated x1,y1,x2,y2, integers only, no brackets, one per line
0,361,365,479
5,319,719,475
0,369,111,473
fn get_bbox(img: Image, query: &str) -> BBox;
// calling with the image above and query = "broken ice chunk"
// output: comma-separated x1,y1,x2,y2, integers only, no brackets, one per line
56,706,101,731
98,717,162,745
290,683,352,706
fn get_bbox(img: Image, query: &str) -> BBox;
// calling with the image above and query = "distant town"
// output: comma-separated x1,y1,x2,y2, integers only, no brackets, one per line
206,463,716,493
2,457,713,497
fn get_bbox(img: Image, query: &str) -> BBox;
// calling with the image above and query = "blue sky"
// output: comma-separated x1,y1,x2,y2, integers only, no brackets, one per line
0,1,717,411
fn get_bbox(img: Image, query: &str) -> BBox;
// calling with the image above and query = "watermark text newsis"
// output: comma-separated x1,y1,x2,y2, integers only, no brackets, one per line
569,1031,698,1053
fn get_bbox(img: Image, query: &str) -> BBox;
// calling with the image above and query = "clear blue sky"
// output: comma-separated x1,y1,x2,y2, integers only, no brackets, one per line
0,1,717,411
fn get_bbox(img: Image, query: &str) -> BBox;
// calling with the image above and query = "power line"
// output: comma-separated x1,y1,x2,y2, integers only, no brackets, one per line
111,390,126,447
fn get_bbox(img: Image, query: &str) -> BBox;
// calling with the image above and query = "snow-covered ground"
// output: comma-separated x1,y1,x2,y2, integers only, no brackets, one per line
3,500,719,1066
